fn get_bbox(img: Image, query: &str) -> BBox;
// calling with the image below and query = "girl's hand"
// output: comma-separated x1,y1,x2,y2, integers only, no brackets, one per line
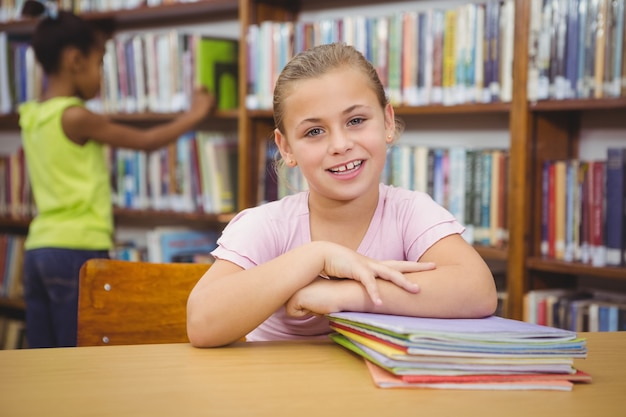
285,278,336,317
319,243,435,306
188,86,214,121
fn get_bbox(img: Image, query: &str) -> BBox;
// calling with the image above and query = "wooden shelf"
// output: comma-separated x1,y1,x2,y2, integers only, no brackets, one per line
0,297,25,311
0,217,30,234
526,257,626,281
529,97,626,112
113,208,234,229
0,0,239,34
0,110,238,131
0,210,234,232
0,114,19,131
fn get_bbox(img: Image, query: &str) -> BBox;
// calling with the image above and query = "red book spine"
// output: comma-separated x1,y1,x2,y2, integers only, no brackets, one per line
590,161,606,266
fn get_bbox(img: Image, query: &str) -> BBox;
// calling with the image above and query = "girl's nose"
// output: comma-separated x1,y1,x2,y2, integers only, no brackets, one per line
328,130,353,154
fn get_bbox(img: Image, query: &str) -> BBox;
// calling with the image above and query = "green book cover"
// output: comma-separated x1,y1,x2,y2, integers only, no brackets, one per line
195,37,238,110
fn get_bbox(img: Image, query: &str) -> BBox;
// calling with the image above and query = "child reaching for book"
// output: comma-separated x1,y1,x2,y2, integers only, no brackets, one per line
186,42,497,348
19,0,213,348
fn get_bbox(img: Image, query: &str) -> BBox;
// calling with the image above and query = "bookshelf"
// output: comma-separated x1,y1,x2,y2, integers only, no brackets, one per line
0,0,240,327
237,0,626,324
0,0,625,329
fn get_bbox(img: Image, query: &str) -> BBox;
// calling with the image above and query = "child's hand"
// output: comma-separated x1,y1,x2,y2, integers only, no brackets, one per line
319,243,434,306
189,86,214,121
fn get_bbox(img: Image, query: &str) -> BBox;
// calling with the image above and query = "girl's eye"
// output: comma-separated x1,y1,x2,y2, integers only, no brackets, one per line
347,117,364,126
305,128,323,137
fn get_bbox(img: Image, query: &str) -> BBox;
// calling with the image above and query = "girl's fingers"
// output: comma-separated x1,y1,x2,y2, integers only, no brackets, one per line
371,263,421,293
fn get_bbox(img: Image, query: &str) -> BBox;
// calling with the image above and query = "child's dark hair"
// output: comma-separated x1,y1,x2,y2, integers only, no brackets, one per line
21,0,113,74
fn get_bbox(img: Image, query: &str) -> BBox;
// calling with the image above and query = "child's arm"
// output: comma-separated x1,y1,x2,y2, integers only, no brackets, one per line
61,87,213,151
285,234,498,319
186,241,433,348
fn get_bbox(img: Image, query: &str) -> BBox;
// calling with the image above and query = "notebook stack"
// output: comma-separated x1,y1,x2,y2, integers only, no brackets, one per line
327,312,591,391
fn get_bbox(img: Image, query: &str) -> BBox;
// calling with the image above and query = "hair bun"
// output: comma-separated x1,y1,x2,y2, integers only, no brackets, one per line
22,0,58,19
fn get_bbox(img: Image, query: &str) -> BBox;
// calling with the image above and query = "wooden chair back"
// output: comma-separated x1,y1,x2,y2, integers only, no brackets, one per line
77,259,209,347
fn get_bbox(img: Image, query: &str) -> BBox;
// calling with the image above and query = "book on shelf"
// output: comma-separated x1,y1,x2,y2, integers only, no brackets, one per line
146,227,218,264
540,150,623,267
528,0,626,100
326,312,589,391
110,130,237,214
0,234,25,300
96,30,238,114
606,148,626,266
245,1,515,110
524,289,626,331
195,36,238,110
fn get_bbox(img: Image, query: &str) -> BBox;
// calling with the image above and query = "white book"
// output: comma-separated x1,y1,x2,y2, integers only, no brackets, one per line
412,146,429,194
474,4,485,103
448,147,466,226
103,39,119,113
143,32,160,113
0,33,11,114
132,35,147,113
499,0,515,102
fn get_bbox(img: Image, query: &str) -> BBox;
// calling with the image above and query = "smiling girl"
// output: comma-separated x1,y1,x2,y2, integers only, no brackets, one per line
186,43,497,347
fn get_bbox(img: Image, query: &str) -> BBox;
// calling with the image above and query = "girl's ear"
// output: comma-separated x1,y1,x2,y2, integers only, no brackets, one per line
384,103,396,143
64,47,85,74
274,128,294,165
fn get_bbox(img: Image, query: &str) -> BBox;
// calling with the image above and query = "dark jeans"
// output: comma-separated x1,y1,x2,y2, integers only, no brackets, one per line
23,248,109,348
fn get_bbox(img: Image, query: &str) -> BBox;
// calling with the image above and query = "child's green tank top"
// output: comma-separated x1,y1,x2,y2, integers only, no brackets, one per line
19,97,113,250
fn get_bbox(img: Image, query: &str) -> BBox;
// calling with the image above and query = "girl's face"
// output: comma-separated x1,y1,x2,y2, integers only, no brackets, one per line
275,66,395,203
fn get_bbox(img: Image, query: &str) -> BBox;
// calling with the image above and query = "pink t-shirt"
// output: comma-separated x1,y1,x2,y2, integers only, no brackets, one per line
212,183,464,341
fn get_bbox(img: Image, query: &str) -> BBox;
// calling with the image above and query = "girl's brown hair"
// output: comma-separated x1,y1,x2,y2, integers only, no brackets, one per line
272,43,389,134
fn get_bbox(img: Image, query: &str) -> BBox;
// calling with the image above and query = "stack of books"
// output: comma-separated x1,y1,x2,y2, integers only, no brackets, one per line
327,312,591,391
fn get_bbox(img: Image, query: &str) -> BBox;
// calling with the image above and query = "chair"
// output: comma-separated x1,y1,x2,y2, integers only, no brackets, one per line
77,259,210,347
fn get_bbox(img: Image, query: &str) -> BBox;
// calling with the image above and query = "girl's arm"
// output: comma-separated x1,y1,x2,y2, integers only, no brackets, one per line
186,241,433,348
285,234,498,319
61,88,213,151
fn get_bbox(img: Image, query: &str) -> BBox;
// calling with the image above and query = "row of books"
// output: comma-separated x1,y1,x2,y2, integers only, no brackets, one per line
114,226,218,263
327,312,590,391
524,289,626,332
385,146,509,247
258,141,509,248
528,0,626,101
0,30,238,115
0,129,238,218
98,32,237,115
540,147,626,267
0,147,34,219
0,33,43,115
0,234,24,300
0,0,199,22
246,0,515,110
110,130,238,215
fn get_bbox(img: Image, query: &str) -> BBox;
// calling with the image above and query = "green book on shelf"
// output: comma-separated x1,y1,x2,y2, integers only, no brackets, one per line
195,37,238,110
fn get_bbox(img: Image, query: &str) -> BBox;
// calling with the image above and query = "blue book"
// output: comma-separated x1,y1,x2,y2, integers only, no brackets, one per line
576,0,588,97
480,151,492,245
565,0,580,98
149,228,218,263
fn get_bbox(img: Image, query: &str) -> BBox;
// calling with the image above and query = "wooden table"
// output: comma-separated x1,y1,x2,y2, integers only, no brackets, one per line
0,332,624,416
